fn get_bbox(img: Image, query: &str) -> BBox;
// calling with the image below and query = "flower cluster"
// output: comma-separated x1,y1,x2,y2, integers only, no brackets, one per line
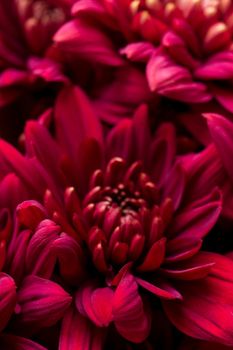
1,1,233,349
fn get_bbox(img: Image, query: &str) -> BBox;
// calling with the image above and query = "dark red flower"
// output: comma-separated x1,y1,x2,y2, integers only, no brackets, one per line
0,0,76,118
0,85,233,348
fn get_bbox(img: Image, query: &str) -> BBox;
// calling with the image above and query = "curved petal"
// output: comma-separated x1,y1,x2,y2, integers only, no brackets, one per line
54,19,123,66
136,277,182,300
55,85,103,193
205,113,233,181
0,273,16,332
60,307,105,350
162,252,215,281
0,335,46,350
14,276,71,331
76,284,114,327
169,189,222,240
137,238,166,272
113,273,151,343
163,253,233,345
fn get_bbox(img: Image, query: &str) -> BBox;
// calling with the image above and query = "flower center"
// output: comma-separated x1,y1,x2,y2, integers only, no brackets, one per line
101,183,147,214
80,158,171,274
16,0,66,54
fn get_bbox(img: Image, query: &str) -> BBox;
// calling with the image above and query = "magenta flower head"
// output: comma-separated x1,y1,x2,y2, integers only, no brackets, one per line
0,0,76,112
54,0,233,117
1,85,233,348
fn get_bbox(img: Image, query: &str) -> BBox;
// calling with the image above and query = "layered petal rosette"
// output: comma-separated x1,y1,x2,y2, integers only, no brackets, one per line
54,0,233,123
0,85,233,348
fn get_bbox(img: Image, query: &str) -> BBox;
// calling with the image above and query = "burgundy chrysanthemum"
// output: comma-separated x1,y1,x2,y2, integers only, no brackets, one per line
0,0,76,114
53,0,233,122
1,86,233,349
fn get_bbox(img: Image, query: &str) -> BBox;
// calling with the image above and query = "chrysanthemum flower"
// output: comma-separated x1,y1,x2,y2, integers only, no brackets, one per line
0,0,76,111
54,0,233,116
1,86,233,348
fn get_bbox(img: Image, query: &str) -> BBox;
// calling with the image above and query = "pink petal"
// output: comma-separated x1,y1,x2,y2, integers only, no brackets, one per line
163,253,233,345
169,190,222,240
54,19,123,66
136,277,183,300
16,200,47,230
25,219,60,278
25,120,66,193
161,252,215,280
55,85,103,155
0,173,28,211
59,307,105,350
0,273,16,332
0,140,47,199
106,119,132,162
15,275,71,331
149,123,176,184
195,51,233,80
120,42,154,62
75,283,114,327
146,50,211,103
94,66,151,124
55,85,103,193
52,233,85,285
161,163,186,210
212,85,233,113
130,104,152,162
27,57,67,83
0,334,46,350
182,144,225,202
165,238,203,263
205,113,233,180
112,273,151,343
137,238,166,272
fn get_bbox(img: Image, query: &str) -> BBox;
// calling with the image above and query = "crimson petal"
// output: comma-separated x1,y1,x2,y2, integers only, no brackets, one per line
113,273,151,343
60,307,105,350
163,253,233,345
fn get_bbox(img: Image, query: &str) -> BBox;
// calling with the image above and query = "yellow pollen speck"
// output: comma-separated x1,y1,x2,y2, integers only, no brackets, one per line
214,22,228,33
16,0,31,16
25,17,38,30
140,10,150,24
130,0,140,15
164,2,175,16
145,0,161,10
204,6,217,17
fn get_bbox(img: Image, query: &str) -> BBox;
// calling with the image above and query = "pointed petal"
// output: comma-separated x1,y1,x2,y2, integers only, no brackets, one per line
16,200,47,230
137,238,166,272
113,273,151,343
163,253,233,345
0,335,46,350
75,284,114,327
59,307,105,350
212,85,233,113
169,190,222,240
195,52,233,80
0,273,16,332
161,163,186,210
136,277,182,300
0,140,47,199
15,276,71,331
55,85,103,156
162,252,215,280
54,19,123,66
205,113,233,180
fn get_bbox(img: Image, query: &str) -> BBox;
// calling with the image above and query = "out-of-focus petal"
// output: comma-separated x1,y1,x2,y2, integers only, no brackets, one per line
163,253,233,345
